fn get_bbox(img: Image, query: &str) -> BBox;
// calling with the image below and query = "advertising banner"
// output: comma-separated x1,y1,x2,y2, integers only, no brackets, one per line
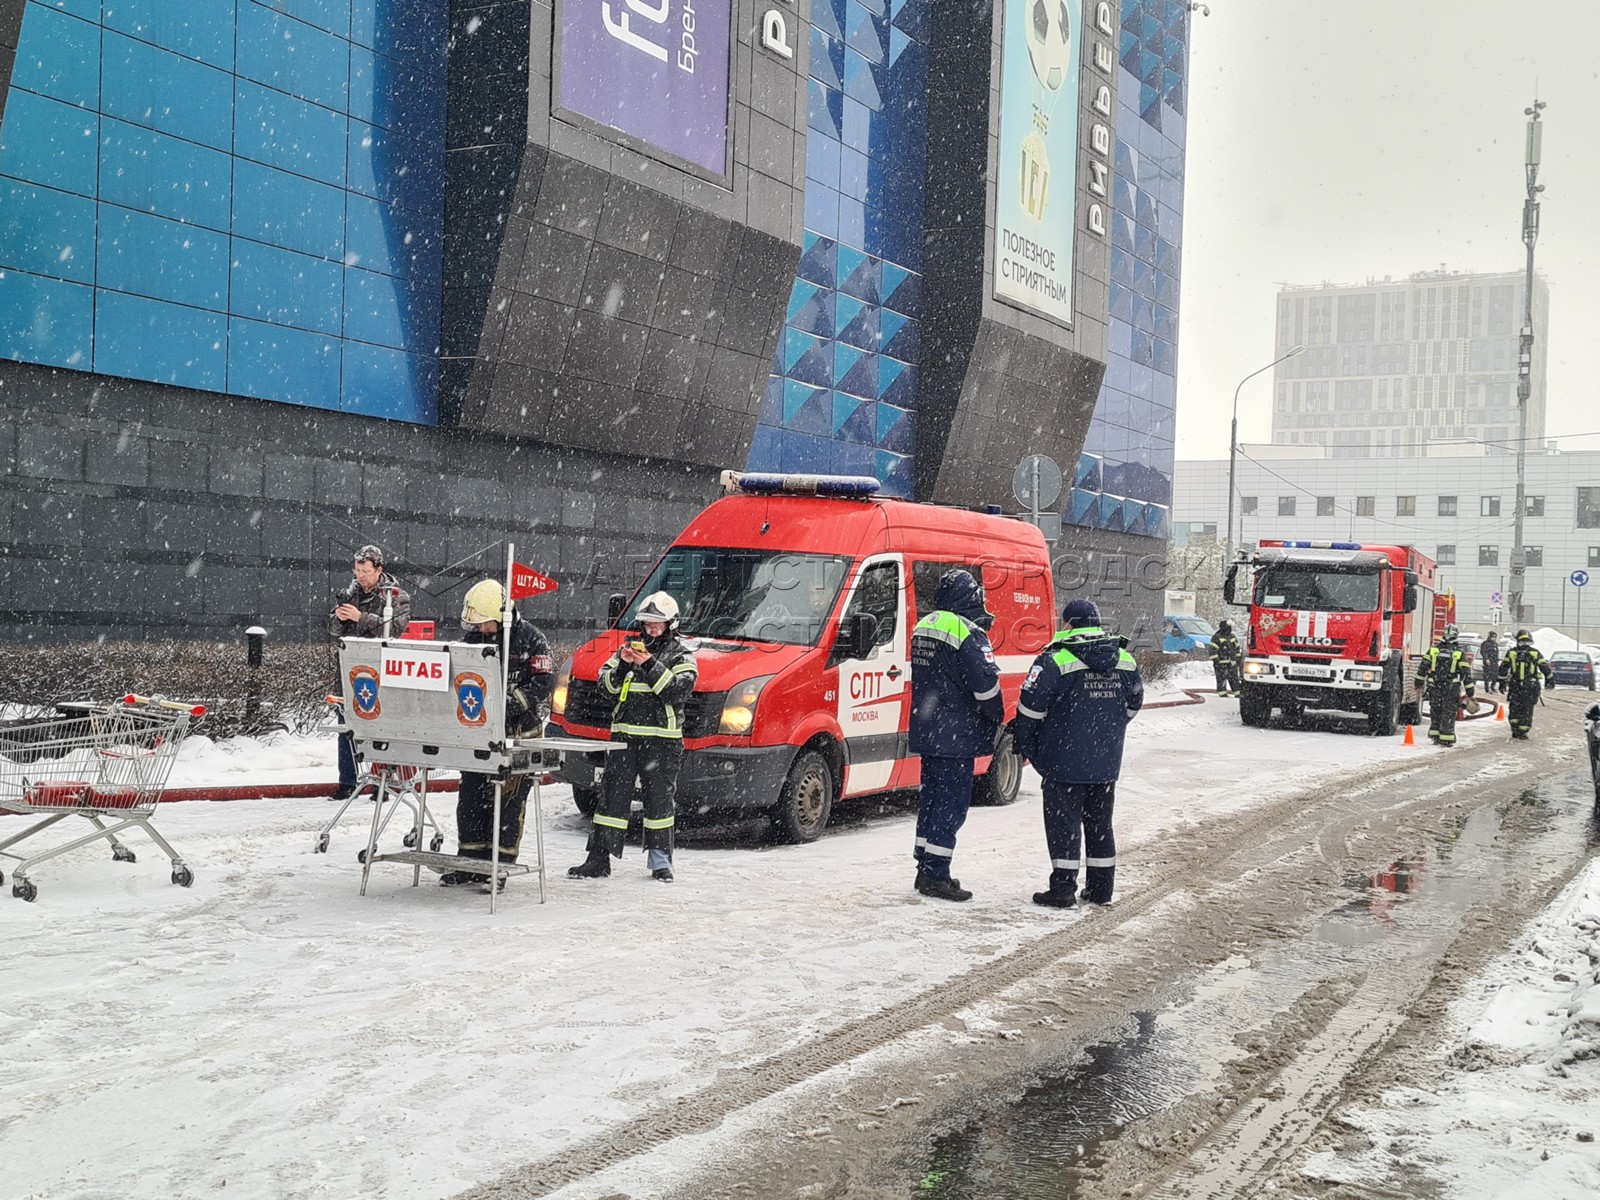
993,0,1082,326
556,0,733,177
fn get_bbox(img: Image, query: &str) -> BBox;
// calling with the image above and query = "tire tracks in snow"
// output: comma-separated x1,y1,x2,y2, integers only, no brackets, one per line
455,732,1575,1199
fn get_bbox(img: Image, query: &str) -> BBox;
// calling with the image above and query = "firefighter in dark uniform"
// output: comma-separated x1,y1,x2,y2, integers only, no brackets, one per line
1480,630,1500,691
569,592,698,882
1015,599,1145,908
1497,629,1554,740
1208,620,1243,697
908,569,1003,902
440,580,555,888
1414,623,1475,747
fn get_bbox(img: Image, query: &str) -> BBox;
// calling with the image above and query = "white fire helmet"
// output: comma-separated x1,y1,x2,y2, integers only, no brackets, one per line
461,579,506,627
636,591,680,628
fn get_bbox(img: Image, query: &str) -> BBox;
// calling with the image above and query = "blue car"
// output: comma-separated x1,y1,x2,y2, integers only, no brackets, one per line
1164,615,1216,655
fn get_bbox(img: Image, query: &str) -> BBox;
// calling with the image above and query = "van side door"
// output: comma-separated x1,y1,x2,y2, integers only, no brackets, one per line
830,555,908,797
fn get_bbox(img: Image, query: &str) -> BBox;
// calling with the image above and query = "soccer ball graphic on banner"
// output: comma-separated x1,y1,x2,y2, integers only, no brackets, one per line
1027,0,1073,93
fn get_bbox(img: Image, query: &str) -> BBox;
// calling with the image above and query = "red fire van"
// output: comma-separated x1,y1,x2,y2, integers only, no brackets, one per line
548,472,1057,841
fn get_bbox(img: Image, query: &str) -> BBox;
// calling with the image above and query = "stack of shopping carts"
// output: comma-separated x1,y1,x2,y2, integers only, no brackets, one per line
0,696,202,902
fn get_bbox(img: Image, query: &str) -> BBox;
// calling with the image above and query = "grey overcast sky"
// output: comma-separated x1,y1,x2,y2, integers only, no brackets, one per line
1173,0,1600,461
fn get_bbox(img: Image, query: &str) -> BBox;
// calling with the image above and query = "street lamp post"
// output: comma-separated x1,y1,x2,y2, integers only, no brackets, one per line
1224,344,1307,570
1509,98,1546,627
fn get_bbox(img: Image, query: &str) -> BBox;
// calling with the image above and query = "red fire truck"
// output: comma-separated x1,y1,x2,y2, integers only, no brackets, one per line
1223,540,1445,734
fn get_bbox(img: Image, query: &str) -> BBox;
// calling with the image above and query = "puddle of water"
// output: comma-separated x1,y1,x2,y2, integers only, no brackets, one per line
917,773,1599,1198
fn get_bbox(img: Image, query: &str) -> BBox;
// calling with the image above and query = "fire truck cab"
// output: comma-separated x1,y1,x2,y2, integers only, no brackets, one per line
1224,540,1439,735
548,472,1057,841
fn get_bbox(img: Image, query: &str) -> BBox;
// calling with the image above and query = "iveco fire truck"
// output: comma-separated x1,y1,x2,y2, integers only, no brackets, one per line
1223,540,1442,735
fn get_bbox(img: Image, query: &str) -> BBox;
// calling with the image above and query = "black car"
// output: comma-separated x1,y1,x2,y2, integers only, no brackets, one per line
1548,651,1597,690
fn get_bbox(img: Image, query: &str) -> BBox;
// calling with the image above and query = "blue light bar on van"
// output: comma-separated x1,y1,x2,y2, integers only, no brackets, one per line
719,470,881,498
1277,540,1364,550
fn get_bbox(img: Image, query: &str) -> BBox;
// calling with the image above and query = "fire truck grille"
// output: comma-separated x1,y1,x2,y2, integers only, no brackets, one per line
1281,639,1348,657
564,678,725,738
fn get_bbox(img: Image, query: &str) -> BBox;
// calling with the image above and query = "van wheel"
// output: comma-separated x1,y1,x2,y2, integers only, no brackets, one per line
572,785,601,817
772,750,834,844
1239,685,1271,728
1367,685,1398,737
972,727,1023,806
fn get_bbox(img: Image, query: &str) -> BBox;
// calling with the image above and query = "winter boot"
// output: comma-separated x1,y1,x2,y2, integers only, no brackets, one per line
1032,886,1076,908
567,849,611,878
652,866,675,882
915,872,972,902
440,870,487,886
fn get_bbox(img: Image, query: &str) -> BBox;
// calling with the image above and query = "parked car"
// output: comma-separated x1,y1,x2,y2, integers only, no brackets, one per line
1455,631,1482,668
1549,651,1596,690
1163,614,1216,655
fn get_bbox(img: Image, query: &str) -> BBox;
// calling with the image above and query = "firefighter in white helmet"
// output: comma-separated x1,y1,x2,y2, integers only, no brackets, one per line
568,591,698,882
439,579,555,889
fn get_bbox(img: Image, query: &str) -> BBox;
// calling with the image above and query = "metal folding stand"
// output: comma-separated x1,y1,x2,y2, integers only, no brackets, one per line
355,735,619,911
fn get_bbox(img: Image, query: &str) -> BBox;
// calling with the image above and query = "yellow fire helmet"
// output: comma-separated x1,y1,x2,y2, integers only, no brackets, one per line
461,579,505,627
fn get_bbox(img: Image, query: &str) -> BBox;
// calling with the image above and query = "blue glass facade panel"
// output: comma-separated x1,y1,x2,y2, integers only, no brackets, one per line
104,0,239,71
234,79,349,185
235,3,352,112
12,6,100,108
0,91,99,194
93,290,228,391
96,206,230,309
101,32,235,151
0,179,96,282
0,271,92,368
98,120,234,232
0,0,445,424
230,240,344,335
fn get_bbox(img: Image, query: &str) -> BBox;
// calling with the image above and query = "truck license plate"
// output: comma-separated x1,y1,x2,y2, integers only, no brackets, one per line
1288,666,1332,680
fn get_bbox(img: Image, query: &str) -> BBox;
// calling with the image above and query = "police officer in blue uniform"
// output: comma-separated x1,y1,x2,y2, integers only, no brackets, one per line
1015,598,1144,908
909,569,1003,902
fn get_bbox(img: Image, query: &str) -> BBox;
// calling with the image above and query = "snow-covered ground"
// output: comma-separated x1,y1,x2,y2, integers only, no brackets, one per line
1,675,1594,1200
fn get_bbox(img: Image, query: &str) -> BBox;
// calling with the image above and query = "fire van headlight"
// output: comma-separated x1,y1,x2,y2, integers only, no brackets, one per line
719,675,774,735
1347,668,1382,683
1243,661,1272,676
550,659,573,716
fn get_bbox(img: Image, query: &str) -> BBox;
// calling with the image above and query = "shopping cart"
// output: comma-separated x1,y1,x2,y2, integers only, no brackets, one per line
0,695,203,902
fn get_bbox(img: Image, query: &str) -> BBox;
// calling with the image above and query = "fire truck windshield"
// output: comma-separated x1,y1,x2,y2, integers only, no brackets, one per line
1253,566,1380,614
622,548,850,646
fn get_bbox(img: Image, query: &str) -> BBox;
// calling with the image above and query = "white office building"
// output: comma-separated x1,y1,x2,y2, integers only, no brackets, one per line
1174,447,1600,632
1270,268,1549,458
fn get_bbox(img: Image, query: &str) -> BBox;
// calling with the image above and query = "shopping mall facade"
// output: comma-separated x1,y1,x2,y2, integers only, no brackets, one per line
0,0,1190,642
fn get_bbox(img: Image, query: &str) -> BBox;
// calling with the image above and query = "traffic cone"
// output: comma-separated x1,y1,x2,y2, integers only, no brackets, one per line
1402,724,1416,746
1495,704,1505,721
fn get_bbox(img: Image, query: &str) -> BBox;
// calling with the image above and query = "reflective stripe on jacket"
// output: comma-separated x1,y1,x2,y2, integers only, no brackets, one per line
1417,645,1474,694
909,609,1003,759
1498,646,1552,690
1208,631,1241,664
1014,626,1144,783
602,639,698,738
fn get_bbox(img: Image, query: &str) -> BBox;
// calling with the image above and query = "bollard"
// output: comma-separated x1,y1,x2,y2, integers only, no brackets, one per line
245,625,266,724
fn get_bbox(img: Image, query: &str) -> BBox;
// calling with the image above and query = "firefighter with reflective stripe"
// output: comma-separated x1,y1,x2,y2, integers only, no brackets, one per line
569,592,698,882
440,580,554,888
1014,598,1144,909
907,569,1002,902
1208,620,1242,697
1497,628,1553,740
1414,623,1474,747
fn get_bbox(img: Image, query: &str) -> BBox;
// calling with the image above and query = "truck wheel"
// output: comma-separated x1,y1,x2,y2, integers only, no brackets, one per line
1239,686,1271,728
572,785,602,817
772,749,834,844
1366,686,1398,737
972,727,1023,807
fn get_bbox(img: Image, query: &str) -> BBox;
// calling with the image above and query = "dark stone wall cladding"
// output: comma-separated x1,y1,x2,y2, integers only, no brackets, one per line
0,362,718,645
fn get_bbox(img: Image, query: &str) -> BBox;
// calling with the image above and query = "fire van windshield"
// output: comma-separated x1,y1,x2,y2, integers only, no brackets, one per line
1254,566,1380,614
621,548,851,646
